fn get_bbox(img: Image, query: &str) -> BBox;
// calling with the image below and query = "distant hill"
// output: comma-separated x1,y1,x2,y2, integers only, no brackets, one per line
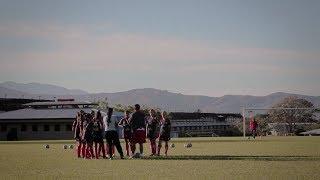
0,87,32,98
80,88,218,112
201,92,320,113
0,82,319,113
0,81,88,95
80,90,320,113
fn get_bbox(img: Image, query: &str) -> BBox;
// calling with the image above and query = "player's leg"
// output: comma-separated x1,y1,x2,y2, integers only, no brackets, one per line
100,141,106,158
77,141,82,158
157,140,162,156
125,139,130,156
130,142,136,155
105,131,113,158
81,142,86,158
113,131,124,158
164,141,169,156
94,142,99,159
151,139,157,155
89,142,94,158
139,143,143,155
130,130,137,155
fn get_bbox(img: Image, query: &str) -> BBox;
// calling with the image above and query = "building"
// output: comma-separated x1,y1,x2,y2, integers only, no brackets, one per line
300,129,320,136
0,101,243,140
268,123,318,136
0,100,98,140
0,98,53,112
170,112,242,137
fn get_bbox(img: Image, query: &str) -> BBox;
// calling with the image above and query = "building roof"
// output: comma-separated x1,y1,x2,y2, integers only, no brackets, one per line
0,108,124,122
300,129,320,135
24,101,97,106
169,112,242,120
0,108,92,120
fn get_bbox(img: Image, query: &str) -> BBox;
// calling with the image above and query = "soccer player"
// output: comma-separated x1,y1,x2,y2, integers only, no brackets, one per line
103,107,124,159
118,111,132,156
157,111,171,156
146,109,160,156
72,112,83,158
92,111,106,159
82,113,94,159
249,118,258,139
129,104,146,157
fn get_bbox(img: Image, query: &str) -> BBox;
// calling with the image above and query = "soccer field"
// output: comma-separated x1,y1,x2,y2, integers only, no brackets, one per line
0,137,320,180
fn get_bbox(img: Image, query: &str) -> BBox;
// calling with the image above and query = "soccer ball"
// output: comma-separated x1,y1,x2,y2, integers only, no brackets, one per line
184,142,192,148
132,153,141,158
63,145,68,149
170,143,175,148
69,145,74,149
44,144,50,149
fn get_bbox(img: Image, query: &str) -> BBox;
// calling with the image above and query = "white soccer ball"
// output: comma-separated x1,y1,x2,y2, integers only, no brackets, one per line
132,153,141,158
63,145,68,149
44,144,50,149
69,145,74,149
170,143,175,148
184,142,192,148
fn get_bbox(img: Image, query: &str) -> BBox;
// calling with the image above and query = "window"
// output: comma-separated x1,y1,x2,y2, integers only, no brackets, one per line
66,124,72,131
21,124,27,131
54,124,60,131
32,125,38,132
44,125,50,131
1,124,7,132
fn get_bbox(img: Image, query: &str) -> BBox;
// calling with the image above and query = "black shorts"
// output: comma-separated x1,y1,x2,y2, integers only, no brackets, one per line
159,134,170,141
123,131,132,140
93,132,104,143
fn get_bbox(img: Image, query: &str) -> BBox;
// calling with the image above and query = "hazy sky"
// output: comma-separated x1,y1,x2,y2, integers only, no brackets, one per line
0,0,319,96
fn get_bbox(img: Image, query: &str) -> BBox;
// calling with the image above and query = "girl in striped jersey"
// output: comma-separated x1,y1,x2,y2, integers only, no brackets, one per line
157,111,171,156
146,109,160,156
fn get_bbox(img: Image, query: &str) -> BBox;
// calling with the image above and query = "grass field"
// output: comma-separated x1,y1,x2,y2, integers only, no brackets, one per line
0,136,320,180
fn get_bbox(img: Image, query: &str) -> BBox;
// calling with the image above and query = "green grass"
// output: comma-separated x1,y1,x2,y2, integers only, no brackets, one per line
0,136,320,179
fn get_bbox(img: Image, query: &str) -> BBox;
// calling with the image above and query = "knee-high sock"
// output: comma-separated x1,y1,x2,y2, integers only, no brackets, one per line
139,143,143,154
125,140,130,156
165,142,168,155
157,141,162,155
100,142,106,157
82,144,86,158
77,143,82,157
94,143,99,159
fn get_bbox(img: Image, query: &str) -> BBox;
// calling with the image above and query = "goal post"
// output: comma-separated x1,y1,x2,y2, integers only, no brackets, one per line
241,107,320,138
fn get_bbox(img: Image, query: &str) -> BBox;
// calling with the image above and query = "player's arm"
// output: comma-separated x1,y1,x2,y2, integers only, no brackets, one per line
72,117,77,132
118,118,124,127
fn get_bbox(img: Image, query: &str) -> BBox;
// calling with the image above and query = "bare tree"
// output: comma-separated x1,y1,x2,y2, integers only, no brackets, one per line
268,96,315,133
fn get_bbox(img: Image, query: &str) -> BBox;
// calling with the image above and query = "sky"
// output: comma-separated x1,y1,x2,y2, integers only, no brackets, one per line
0,0,319,97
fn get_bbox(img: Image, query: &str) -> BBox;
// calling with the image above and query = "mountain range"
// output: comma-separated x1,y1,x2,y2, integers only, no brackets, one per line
0,81,319,113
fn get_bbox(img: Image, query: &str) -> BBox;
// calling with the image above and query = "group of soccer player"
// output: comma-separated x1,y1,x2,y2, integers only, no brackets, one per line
72,104,171,159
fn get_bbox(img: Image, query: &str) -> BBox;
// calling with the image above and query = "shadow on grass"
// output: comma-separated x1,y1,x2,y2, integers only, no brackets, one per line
141,155,320,161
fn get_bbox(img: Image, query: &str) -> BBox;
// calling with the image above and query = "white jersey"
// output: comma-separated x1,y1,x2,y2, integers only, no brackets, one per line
103,115,118,131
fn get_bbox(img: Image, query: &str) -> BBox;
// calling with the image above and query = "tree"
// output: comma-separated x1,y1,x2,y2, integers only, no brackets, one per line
268,96,315,134
95,100,108,110
254,114,270,136
114,104,125,112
